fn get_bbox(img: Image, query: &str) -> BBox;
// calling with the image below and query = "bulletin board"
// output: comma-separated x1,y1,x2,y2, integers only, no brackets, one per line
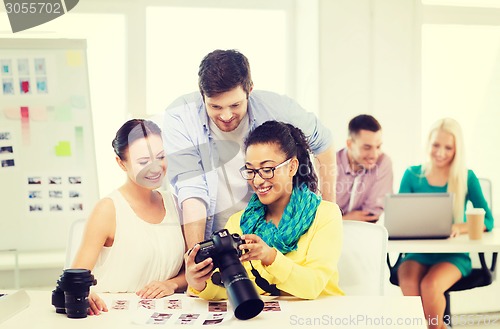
0,39,99,251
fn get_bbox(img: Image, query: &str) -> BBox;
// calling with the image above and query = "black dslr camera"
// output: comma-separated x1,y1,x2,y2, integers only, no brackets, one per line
195,229,264,320
51,269,97,318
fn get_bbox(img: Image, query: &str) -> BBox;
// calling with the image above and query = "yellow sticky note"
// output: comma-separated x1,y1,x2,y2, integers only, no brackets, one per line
66,51,82,67
55,141,72,156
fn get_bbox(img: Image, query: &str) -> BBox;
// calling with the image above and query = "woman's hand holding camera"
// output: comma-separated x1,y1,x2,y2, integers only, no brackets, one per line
239,234,277,266
184,244,214,292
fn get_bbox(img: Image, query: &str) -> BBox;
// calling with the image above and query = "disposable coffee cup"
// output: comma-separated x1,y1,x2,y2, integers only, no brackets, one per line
466,208,485,240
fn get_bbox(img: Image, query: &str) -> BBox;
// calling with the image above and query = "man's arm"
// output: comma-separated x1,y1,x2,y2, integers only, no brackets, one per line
181,198,208,250
315,145,336,203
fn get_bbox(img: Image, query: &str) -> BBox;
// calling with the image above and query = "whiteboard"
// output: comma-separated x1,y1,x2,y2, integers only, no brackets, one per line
0,39,99,251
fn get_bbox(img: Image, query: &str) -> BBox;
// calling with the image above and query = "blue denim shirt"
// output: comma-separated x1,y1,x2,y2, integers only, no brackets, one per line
163,90,332,236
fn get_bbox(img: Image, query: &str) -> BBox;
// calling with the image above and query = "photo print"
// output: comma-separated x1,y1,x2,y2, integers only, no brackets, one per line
28,177,42,184
146,312,172,325
1,159,14,167
70,203,83,211
48,176,62,184
49,190,63,198
1,59,12,75
29,204,43,212
36,77,48,94
0,132,11,140
138,299,155,310
68,176,82,184
50,204,63,211
19,78,30,94
17,58,29,75
111,299,129,310
2,78,14,95
165,299,182,310
0,146,13,153
175,313,200,325
263,301,281,312
28,191,42,199
34,58,46,75
208,301,227,313
69,191,81,198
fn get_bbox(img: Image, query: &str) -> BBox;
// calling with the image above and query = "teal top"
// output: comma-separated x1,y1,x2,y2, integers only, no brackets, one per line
398,165,494,277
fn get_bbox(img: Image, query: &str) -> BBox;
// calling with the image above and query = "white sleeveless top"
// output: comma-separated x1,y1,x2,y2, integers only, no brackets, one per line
92,189,184,293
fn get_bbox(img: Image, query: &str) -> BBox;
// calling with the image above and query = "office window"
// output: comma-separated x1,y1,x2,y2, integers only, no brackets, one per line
422,24,500,208
145,6,287,116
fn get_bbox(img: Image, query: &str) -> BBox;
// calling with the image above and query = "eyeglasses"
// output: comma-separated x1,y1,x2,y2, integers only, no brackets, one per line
239,158,291,180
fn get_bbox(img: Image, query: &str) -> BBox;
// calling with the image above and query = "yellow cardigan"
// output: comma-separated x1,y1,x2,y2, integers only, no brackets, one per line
191,200,344,300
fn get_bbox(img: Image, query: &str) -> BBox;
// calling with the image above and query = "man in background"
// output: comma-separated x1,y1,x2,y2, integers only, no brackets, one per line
336,114,393,222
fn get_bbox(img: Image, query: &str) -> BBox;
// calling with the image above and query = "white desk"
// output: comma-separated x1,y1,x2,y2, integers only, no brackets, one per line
1,290,427,328
387,229,500,253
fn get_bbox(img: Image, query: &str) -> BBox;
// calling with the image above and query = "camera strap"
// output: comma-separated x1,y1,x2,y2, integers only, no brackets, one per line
210,264,280,296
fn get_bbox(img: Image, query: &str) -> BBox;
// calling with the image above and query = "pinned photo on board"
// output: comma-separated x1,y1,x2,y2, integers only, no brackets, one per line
28,191,42,199
50,204,63,211
0,132,11,140
1,159,14,167
36,77,48,94
34,58,46,75
19,78,30,94
0,146,13,153
28,177,42,184
17,58,29,75
69,191,81,198
48,176,62,184
68,176,82,184
2,78,14,95
70,203,83,211
1,59,12,75
49,190,63,198
29,204,43,212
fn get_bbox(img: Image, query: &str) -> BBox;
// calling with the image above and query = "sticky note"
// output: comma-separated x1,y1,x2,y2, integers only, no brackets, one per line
55,141,71,156
66,51,82,67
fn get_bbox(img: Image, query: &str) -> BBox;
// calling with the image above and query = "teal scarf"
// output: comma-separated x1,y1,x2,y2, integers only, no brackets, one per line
240,185,321,254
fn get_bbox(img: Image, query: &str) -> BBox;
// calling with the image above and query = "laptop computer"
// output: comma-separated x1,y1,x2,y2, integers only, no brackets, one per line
384,193,453,240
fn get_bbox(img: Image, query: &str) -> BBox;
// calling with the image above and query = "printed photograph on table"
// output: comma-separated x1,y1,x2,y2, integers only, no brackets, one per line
1,159,14,167
263,301,281,312
165,299,182,310
147,313,173,325
202,313,225,326
111,299,129,310
208,301,227,312
2,78,14,95
138,299,155,310
175,313,200,325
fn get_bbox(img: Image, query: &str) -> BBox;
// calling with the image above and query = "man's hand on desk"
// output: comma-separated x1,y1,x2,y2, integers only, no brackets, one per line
342,210,378,222
137,281,177,299
88,292,108,315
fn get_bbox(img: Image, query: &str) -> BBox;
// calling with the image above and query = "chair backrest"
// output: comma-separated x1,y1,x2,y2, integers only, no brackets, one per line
64,218,86,269
337,221,388,296
478,178,493,212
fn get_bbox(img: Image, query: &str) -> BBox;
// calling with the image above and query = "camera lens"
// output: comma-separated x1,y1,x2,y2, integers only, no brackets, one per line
218,252,264,320
53,269,97,318
51,285,66,314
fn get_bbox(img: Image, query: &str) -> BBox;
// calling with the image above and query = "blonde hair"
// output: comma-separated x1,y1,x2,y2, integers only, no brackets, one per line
422,118,468,223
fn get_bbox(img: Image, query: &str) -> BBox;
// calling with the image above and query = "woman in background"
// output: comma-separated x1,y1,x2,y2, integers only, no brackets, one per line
185,120,343,299
397,118,494,329
72,119,186,315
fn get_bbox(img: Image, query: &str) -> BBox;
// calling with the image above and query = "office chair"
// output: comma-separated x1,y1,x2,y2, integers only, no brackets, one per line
338,221,388,296
387,178,497,326
64,218,86,269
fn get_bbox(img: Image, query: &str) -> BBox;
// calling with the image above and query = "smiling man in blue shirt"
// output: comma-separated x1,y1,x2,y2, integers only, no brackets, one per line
163,49,336,249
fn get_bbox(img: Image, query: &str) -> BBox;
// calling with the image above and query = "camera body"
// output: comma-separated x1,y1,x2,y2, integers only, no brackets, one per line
51,269,97,318
195,229,243,266
194,229,263,320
